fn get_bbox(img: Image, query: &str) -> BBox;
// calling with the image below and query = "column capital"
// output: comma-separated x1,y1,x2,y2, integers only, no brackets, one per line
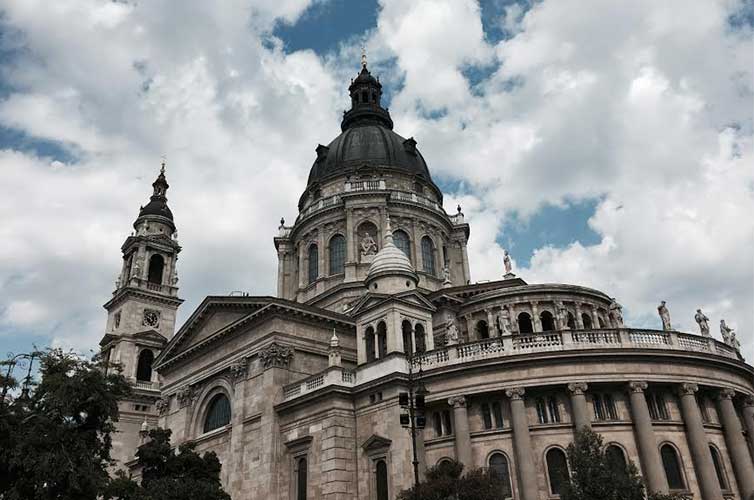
506,387,526,400
567,382,588,395
628,381,648,393
678,383,698,396
717,388,736,401
448,395,467,408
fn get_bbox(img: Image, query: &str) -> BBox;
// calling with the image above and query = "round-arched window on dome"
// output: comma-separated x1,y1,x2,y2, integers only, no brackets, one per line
393,230,411,261
421,236,436,275
203,394,231,433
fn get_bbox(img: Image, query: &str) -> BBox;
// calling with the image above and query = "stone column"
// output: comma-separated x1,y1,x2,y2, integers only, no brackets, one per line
229,359,249,492
460,239,471,284
591,308,600,329
717,389,754,498
448,396,472,466
575,303,584,329
742,395,754,459
464,315,474,342
677,383,723,500
486,309,496,336
567,382,591,430
531,301,540,332
627,381,668,494
506,387,539,500
298,244,306,289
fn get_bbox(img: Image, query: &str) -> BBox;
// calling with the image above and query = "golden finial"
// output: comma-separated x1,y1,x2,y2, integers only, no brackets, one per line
160,155,166,174
361,44,367,69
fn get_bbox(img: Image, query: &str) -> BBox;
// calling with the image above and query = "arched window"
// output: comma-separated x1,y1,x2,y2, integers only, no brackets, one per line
476,320,489,339
401,320,413,354
296,457,308,500
421,236,436,275
518,312,533,334
307,244,318,284
540,311,555,331
598,316,606,328
433,412,443,437
581,313,593,329
365,326,376,362
393,230,411,260
377,322,387,358
136,349,154,382
709,445,728,490
203,394,231,433
488,453,512,497
567,312,576,329
546,448,569,495
329,235,345,275
414,323,426,353
147,254,164,284
606,445,628,477
660,444,686,490
375,459,388,500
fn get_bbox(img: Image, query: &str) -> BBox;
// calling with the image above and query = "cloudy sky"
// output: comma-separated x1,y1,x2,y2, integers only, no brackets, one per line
0,0,752,361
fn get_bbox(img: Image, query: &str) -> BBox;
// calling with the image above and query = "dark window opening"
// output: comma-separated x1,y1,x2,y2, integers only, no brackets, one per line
540,311,555,331
375,460,388,500
476,320,489,339
414,323,426,353
147,254,164,284
365,326,376,362
402,320,413,355
136,349,154,382
377,322,387,358
582,313,593,329
329,235,346,275
646,392,669,421
297,457,308,500
546,448,569,495
606,445,628,477
709,445,728,490
307,244,318,284
203,394,231,433
393,230,411,261
518,312,533,334
661,444,686,490
489,453,512,497
421,236,436,275
567,312,576,329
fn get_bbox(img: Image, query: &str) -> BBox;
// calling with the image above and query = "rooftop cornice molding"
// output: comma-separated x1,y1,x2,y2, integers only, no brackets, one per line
103,286,184,310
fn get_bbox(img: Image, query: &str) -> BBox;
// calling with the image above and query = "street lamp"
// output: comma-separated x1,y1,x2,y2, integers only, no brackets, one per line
399,352,428,499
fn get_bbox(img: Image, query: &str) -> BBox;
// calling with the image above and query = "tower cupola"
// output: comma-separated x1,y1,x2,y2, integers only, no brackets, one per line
365,216,418,293
135,162,175,234
342,55,393,131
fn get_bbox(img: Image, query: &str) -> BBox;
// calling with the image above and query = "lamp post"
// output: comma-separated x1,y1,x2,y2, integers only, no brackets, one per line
400,352,428,500
0,350,41,409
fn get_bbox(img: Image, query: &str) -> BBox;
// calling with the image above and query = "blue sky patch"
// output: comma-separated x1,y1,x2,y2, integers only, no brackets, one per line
0,126,78,163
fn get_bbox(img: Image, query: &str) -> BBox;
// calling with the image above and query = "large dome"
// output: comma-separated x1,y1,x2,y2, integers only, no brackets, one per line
306,124,433,186
304,63,439,193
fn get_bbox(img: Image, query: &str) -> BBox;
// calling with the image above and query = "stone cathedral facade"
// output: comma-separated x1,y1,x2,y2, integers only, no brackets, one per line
100,62,754,500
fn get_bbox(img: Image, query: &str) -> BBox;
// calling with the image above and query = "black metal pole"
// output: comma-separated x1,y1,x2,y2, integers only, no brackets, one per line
408,357,420,499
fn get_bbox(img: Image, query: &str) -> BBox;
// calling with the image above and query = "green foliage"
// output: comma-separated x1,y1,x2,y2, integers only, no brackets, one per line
0,348,132,500
648,494,692,500
103,428,230,500
397,459,506,500
560,427,646,500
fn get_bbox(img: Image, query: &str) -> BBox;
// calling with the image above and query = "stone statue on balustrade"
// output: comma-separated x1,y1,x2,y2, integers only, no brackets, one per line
497,308,512,335
503,250,515,279
445,317,460,346
720,319,733,345
557,304,570,330
657,301,672,331
609,298,623,327
694,309,710,336
360,232,378,256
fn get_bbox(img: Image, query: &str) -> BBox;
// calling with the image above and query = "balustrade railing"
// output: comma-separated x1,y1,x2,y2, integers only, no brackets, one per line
282,329,743,402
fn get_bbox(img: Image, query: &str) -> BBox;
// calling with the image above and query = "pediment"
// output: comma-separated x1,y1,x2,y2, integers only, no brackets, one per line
361,434,392,452
132,329,168,343
350,290,436,317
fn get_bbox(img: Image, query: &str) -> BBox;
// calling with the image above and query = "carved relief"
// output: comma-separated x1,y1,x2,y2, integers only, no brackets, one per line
229,357,249,382
176,385,197,408
678,383,698,396
155,397,169,415
258,342,294,369
628,381,648,393
505,387,526,400
567,382,588,396
447,396,467,408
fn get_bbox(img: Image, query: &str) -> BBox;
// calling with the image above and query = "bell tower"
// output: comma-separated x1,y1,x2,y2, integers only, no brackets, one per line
100,161,183,468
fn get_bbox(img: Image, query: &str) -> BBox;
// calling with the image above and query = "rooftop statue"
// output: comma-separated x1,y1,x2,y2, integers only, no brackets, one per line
695,309,710,336
657,300,672,331
609,298,623,326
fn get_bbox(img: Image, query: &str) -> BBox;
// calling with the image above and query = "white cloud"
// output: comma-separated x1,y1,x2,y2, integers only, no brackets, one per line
0,0,752,364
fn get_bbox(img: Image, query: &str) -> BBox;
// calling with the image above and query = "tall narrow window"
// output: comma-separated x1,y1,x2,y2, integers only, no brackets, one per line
375,460,388,500
593,393,617,421
433,412,443,437
709,445,728,490
546,448,569,495
581,313,593,329
365,326,376,362
476,320,489,339
296,457,308,500
402,320,413,354
307,244,318,284
329,235,345,275
697,396,710,423
518,312,533,334
606,445,628,477
148,254,164,284
393,230,411,260
488,453,512,497
567,312,576,329
492,401,504,428
548,397,561,423
536,398,549,424
421,236,436,275
647,392,669,421
481,403,493,430
377,322,387,358
136,349,154,382
660,444,686,490
414,323,426,353
540,311,555,331
442,410,453,435
203,394,231,433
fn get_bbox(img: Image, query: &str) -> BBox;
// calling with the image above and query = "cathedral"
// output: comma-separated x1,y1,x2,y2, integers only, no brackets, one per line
100,61,754,500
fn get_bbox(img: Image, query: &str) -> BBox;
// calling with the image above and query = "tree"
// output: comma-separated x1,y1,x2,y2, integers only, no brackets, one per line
397,460,506,500
103,428,231,500
560,428,646,500
0,348,132,500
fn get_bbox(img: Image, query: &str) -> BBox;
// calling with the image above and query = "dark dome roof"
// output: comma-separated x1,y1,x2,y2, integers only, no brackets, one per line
305,64,439,195
135,165,175,230
139,199,174,220
306,124,433,186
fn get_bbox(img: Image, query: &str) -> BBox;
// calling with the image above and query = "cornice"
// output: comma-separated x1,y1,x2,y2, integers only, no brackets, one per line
103,286,184,310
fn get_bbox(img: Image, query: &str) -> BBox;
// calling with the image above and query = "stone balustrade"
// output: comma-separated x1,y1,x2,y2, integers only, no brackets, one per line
281,329,741,403
133,380,159,391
